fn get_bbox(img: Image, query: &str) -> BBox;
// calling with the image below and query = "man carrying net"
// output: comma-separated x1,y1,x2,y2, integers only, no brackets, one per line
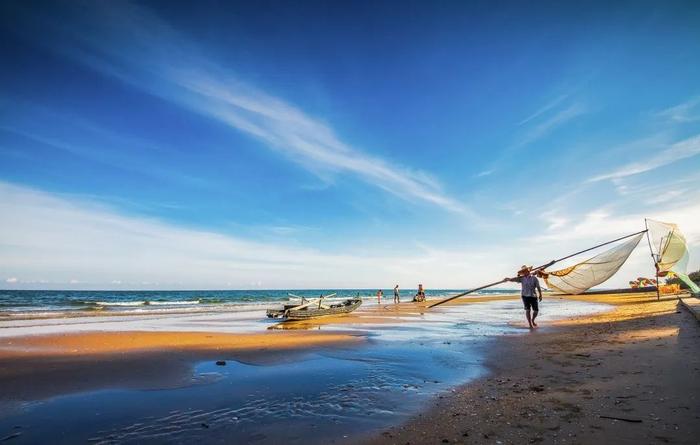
506,265,542,329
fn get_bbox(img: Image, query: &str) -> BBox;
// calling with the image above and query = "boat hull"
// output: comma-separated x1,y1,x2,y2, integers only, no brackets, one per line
267,298,362,321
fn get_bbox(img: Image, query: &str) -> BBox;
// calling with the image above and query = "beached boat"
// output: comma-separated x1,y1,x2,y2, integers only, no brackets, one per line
266,293,362,321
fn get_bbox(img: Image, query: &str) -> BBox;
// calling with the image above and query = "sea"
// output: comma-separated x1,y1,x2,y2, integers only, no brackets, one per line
0,288,516,318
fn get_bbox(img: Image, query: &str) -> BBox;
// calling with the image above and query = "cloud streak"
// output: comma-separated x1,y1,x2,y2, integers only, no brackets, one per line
517,93,570,126
20,2,471,216
588,134,700,182
655,97,700,123
517,102,586,148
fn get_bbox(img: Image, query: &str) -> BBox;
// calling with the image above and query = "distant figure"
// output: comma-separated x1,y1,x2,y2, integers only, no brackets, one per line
505,265,542,329
413,284,426,302
393,285,400,303
376,289,383,304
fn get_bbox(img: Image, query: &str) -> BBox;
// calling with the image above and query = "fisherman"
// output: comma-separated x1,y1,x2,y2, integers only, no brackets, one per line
376,289,383,304
413,284,426,302
393,285,400,303
506,265,542,329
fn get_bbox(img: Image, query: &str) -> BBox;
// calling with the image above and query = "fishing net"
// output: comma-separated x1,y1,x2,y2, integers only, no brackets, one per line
543,233,645,294
646,219,700,294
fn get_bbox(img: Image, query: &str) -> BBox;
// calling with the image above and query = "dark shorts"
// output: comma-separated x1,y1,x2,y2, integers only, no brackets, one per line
522,296,539,312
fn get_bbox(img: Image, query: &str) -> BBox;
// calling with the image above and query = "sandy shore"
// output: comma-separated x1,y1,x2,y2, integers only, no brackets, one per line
0,330,364,358
0,292,557,414
366,292,700,444
2,291,698,444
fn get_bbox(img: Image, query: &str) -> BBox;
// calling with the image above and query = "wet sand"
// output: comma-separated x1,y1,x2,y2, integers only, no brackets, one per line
367,292,700,444
1,293,536,443
0,330,368,408
0,296,472,409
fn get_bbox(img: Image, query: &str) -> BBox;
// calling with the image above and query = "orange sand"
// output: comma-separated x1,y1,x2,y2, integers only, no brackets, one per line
0,330,363,359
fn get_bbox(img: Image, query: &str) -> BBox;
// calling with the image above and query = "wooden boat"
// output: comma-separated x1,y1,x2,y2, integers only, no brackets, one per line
266,293,362,321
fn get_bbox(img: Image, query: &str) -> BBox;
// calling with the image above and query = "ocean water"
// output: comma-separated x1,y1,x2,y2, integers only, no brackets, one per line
0,288,516,318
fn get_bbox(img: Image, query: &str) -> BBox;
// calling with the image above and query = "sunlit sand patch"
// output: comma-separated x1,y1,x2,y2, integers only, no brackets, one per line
553,292,683,326
0,331,364,358
611,326,680,342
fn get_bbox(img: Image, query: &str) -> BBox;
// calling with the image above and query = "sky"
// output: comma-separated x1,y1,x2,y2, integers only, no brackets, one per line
1,0,699,290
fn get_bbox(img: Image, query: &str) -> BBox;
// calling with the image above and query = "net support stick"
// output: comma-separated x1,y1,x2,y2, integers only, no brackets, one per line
644,219,661,301
428,229,648,309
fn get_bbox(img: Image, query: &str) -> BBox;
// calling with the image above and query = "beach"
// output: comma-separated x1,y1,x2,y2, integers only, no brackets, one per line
367,292,700,445
0,291,698,444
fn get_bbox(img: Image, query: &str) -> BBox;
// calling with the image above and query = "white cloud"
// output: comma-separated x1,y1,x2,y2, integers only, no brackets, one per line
655,97,700,123
179,77,471,215
533,203,700,248
480,98,586,175
646,189,687,205
24,2,471,217
519,103,586,147
5,277,18,283
0,181,490,289
588,134,700,182
535,208,574,232
2,181,697,290
474,169,494,178
517,93,570,126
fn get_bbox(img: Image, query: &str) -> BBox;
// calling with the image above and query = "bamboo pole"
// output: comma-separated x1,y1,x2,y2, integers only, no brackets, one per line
644,219,661,301
428,229,648,309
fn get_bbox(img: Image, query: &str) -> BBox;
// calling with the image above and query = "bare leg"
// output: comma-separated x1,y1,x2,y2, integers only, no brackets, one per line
525,309,533,329
532,310,538,327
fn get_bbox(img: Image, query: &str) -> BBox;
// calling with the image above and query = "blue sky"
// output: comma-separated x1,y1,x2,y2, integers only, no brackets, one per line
1,1,699,289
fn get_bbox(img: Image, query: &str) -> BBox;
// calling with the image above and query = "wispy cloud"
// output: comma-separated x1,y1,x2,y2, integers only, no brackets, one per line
474,169,493,178
0,115,212,190
518,102,586,147
539,209,570,231
655,97,700,123
517,93,570,126
19,2,470,216
484,94,586,175
536,203,700,247
588,134,700,182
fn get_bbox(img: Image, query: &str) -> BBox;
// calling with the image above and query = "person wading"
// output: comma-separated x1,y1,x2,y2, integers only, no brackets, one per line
393,285,400,304
506,265,542,329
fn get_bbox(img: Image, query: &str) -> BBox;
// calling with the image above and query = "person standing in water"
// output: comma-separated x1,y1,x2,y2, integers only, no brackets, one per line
393,285,400,303
506,265,542,329
376,289,383,304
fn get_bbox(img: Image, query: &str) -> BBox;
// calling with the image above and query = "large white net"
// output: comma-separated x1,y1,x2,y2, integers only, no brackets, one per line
543,233,644,294
647,219,699,294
